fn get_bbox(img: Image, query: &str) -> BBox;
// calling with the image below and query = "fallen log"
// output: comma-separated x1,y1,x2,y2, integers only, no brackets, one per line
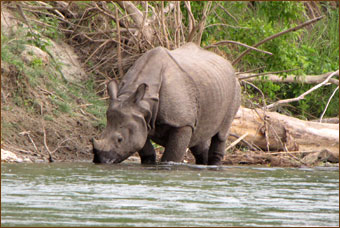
238,71,339,85
229,107,339,162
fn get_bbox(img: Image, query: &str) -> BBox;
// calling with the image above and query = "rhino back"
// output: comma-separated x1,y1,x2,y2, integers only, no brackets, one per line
159,43,239,146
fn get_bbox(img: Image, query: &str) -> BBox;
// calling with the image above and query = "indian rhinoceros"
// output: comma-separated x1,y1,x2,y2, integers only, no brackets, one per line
92,42,241,165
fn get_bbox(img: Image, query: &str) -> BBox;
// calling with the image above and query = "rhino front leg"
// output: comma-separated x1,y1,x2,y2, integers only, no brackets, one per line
208,134,226,165
161,126,192,163
138,139,156,164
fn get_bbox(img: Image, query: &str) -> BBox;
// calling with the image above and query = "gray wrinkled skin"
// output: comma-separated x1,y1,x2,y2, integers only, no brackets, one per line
93,43,241,165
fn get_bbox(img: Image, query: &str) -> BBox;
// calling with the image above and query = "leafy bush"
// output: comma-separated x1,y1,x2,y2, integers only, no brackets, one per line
202,1,338,118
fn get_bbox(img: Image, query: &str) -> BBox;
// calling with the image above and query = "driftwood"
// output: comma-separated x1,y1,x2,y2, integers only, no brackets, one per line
229,107,339,162
238,71,339,85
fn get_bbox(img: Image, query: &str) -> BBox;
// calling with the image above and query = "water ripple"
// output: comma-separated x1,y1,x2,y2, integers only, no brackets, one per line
2,163,339,227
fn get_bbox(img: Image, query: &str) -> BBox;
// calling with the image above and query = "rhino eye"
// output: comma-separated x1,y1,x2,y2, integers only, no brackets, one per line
117,136,123,143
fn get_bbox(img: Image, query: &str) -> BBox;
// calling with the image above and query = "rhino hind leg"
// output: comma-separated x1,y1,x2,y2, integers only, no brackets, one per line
190,140,210,165
208,134,226,165
161,126,192,163
138,139,156,164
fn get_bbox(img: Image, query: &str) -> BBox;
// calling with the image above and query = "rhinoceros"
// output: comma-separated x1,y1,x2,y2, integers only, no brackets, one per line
92,43,241,165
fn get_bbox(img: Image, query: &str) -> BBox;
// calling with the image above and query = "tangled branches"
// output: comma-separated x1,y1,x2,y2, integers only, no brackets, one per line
14,1,216,83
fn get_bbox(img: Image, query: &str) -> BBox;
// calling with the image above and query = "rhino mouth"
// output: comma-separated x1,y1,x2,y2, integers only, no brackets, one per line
92,148,134,164
93,149,121,164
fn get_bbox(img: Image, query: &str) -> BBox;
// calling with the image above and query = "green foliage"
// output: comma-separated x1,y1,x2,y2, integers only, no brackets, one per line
201,1,339,118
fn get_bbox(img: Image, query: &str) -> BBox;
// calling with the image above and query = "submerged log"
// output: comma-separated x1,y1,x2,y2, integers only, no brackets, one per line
229,107,339,161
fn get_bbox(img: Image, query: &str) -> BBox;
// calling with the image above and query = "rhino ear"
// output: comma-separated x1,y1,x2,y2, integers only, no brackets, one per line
107,79,118,100
128,83,148,104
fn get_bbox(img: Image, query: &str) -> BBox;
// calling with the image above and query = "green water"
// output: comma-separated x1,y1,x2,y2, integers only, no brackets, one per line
1,162,339,227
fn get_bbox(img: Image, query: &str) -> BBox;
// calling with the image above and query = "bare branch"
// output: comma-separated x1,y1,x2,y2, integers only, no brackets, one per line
82,39,111,67
238,68,301,80
217,2,238,24
161,2,170,49
204,23,250,30
319,86,339,122
265,70,339,110
195,1,212,45
19,131,39,154
184,1,195,36
42,126,54,162
225,133,249,151
116,7,123,78
116,1,143,28
236,66,266,74
116,1,154,43
205,40,273,56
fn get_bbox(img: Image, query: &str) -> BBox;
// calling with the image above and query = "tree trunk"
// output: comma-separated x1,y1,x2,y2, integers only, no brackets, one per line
229,107,339,161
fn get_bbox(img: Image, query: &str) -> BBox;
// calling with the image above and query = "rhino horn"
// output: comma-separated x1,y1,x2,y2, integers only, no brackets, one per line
92,138,103,150
107,79,119,100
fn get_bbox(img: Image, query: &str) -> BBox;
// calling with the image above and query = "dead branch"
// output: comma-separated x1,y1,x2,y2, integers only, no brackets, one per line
241,80,267,107
116,1,154,43
115,7,123,78
19,131,39,154
225,133,248,151
42,126,54,162
265,70,339,110
184,1,195,36
161,2,170,49
239,71,339,85
205,40,273,56
204,23,250,30
229,133,261,151
195,1,212,45
232,16,324,65
237,66,266,74
238,68,301,80
116,1,143,27
82,39,111,67
216,2,238,24
319,86,339,122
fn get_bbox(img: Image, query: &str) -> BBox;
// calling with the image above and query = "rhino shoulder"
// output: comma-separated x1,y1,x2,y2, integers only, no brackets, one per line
144,46,169,59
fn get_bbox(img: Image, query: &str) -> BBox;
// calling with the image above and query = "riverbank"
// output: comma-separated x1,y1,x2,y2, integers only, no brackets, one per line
2,147,338,168
1,3,338,168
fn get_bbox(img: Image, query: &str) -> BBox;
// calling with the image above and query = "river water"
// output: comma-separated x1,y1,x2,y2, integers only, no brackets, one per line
1,162,339,227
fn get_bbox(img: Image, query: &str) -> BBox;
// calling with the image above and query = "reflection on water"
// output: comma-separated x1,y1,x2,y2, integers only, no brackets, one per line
1,162,339,227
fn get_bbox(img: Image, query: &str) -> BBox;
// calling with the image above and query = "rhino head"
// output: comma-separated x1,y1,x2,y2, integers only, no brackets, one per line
92,80,150,164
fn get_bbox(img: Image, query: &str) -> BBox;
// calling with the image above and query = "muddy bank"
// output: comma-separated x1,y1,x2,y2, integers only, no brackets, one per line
2,147,338,169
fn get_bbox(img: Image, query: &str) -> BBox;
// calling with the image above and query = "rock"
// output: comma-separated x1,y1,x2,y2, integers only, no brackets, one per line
21,45,50,65
126,156,140,162
302,149,339,165
1,149,19,163
2,6,86,82
23,157,33,163
1,149,34,163
47,40,87,82
15,158,23,163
